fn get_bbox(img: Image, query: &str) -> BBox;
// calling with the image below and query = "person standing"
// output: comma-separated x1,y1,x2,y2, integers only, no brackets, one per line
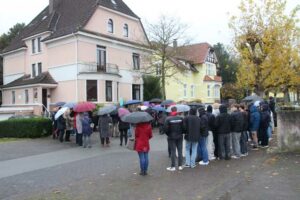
198,107,209,165
269,97,277,127
57,114,66,143
98,114,112,147
206,105,216,161
239,105,249,156
260,104,271,148
82,112,93,148
215,105,231,160
183,108,201,168
135,122,153,176
164,107,184,171
249,104,261,150
118,116,130,146
64,109,74,142
76,113,83,146
230,104,244,159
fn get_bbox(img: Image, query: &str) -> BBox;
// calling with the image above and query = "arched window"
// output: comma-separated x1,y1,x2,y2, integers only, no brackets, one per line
108,19,113,33
123,23,129,37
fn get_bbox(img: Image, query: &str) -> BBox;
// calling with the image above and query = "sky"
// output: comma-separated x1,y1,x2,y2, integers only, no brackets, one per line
0,0,299,46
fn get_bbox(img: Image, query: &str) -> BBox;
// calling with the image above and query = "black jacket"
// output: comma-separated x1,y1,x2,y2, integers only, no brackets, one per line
230,111,244,132
118,117,130,130
215,105,231,134
241,111,249,131
57,115,66,130
183,115,201,142
260,105,271,131
206,112,215,132
200,114,209,137
164,115,184,139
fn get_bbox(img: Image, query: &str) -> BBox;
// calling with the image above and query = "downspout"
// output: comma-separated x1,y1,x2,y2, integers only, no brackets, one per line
73,33,78,102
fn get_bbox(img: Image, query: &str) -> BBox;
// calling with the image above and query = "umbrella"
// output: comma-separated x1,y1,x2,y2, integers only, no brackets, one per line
51,102,66,107
63,102,77,109
73,102,96,112
151,105,166,112
118,107,130,117
161,100,175,106
55,107,68,120
140,105,148,111
242,94,263,103
149,98,163,103
97,105,117,116
121,112,153,124
124,100,142,106
188,102,204,108
167,104,191,113
143,101,150,106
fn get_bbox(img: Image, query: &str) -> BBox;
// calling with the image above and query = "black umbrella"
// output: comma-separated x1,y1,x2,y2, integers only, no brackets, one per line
161,100,175,106
242,94,263,103
187,103,204,108
121,112,153,124
149,98,163,103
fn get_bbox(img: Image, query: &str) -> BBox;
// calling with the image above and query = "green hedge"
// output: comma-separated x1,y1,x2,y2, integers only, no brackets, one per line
0,118,52,138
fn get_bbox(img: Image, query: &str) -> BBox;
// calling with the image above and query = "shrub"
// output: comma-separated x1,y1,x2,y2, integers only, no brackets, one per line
0,118,52,138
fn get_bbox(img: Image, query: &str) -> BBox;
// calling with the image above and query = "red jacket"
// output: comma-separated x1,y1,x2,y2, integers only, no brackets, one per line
134,123,153,152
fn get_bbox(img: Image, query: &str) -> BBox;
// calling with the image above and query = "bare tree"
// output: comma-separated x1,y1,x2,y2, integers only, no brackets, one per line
143,15,190,99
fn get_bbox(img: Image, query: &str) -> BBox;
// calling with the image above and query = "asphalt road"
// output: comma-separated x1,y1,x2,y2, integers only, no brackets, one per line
0,130,299,200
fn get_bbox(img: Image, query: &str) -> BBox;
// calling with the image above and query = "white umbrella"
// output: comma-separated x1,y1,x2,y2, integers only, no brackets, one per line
55,107,68,120
167,104,190,113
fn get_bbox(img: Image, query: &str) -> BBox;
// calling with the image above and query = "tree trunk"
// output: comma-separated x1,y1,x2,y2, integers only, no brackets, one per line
297,87,300,104
161,75,166,100
283,87,290,104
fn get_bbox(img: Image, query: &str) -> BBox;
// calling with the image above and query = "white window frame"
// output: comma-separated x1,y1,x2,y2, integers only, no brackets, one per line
31,62,42,78
25,89,29,104
206,63,215,76
133,53,140,70
108,19,114,33
191,85,195,98
31,37,42,54
123,23,129,37
207,85,211,97
214,85,220,98
183,84,187,98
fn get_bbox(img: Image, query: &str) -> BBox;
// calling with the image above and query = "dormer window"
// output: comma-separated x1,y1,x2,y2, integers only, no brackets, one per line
32,63,42,78
111,0,116,5
123,24,129,37
108,19,114,33
31,37,42,54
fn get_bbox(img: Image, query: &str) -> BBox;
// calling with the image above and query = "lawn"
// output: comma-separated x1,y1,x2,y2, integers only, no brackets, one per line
0,138,22,143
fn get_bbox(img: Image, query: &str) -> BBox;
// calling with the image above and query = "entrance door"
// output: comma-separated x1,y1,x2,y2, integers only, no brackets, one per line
42,89,47,111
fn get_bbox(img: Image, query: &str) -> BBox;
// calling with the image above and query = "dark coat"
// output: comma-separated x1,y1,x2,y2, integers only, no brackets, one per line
260,105,271,131
135,123,152,152
230,110,244,132
98,115,112,138
206,112,215,132
199,107,209,137
183,115,201,142
250,105,260,132
241,111,249,131
82,115,93,136
215,105,231,135
57,115,66,130
118,117,130,130
164,115,184,140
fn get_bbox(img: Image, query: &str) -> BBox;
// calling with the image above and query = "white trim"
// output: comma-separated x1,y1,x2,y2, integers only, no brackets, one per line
98,5,139,21
43,34,74,44
22,31,52,41
1,84,57,91
1,47,27,56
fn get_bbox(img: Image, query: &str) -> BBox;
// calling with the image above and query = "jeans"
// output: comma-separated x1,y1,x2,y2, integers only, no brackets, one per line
59,129,65,143
65,130,72,141
101,137,110,145
213,132,219,158
207,131,215,160
185,141,198,167
240,131,248,154
138,152,149,173
267,124,272,138
218,134,231,159
83,135,91,147
198,137,209,163
169,138,183,167
232,132,241,157
119,129,128,145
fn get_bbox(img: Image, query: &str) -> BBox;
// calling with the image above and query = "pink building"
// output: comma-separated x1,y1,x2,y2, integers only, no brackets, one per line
0,0,149,116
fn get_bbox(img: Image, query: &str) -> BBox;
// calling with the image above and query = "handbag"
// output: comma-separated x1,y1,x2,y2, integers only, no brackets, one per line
127,137,135,151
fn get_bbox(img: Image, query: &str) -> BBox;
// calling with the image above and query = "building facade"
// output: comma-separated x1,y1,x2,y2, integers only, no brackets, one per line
0,0,149,115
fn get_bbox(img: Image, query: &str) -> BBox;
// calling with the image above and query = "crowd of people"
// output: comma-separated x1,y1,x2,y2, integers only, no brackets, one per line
51,97,277,176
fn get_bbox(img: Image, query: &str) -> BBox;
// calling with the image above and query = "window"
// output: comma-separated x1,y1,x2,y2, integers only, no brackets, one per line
116,82,119,101
207,85,211,97
86,80,97,102
97,45,106,71
38,63,42,75
106,81,113,102
214,85,221,98
132,84,141,100
37,37,41,52
25,90,29,104
183,84,187,97
108,19,114,33
133,53,140,70
32,64,36,77
32,39,36,54
123,24,129,37
12,91,15,104
191,85,195,97
206,63,215,76
156,64,162,75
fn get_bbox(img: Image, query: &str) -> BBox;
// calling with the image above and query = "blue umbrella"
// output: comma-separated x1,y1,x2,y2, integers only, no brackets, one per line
124,100,142,106
63,102,77,109
54,102,66,107
97,105,117,115
151,106,166,112
161,100,175,106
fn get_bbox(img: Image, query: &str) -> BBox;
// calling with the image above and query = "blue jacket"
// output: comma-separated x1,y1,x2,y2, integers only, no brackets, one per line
250,105,260,131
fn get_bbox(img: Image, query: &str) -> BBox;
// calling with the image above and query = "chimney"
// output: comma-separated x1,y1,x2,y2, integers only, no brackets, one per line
173,39,178,48
49,0,60,14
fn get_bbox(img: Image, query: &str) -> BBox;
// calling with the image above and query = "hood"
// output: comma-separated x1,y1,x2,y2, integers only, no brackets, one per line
198,107,206,116
262,104,269,112
250,105,258,113
219,105,227,114
207,105,213,113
